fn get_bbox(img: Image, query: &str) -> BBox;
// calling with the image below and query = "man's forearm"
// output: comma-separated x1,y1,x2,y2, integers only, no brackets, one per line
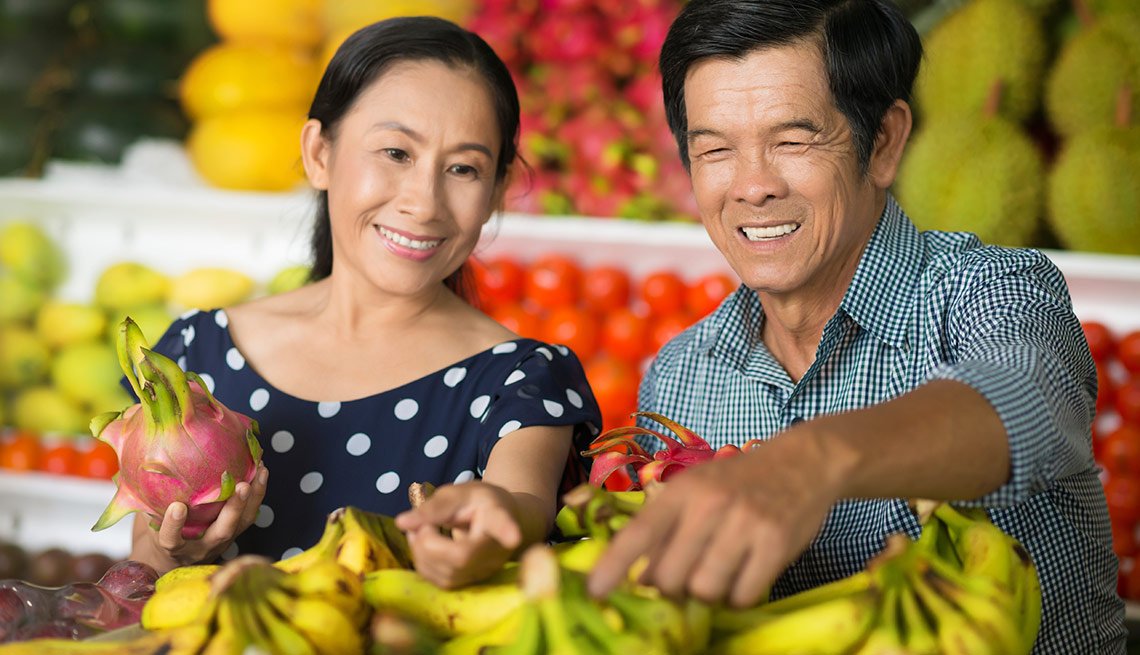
779,379,1011,503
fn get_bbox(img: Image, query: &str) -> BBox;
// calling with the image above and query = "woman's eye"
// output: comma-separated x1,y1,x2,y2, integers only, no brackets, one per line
449,164,478,177
383,148,409,162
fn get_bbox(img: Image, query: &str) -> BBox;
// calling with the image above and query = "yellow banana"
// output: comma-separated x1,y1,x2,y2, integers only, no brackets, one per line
342,506,414,569
1012,547,1043,653
924,558,1022,655
254,586,319,655
140,577,213,630
553,538,607,573
708,589,880,655
438,604,527,655
370,610,446,655
481,603,544,655
281,558,367,627
199,593,251,655
0,625,208,655
896,585,939,654
276,509,348,573
288,596,366,655
849,584,907,655
363,568,524,636
908,566,998,655
154,563,221,593
711,567,869,636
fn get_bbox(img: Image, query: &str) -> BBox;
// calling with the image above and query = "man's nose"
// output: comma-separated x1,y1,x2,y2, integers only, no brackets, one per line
731,154,788,205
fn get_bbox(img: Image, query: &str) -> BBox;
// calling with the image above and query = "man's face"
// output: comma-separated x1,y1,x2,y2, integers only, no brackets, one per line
683,42,883,301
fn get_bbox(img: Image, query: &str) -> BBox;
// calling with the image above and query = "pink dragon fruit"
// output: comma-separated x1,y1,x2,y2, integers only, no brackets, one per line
90,318,262,539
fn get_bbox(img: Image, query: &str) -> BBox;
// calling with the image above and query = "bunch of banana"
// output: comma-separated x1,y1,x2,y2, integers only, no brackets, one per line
363,566,524,638
277,505,414,576
0,625,207,655
553,483,647,541
140,554,369,655
369,610,445,655
431,544,709,655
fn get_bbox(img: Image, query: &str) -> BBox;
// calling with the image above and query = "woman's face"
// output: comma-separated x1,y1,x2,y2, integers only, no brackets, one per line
303,59,503,300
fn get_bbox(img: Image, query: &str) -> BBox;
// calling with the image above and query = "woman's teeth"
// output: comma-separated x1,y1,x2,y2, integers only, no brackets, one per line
378,226,442,250
742,223,800,241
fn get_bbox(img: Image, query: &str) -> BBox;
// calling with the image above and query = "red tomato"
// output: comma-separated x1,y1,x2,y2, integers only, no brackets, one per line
686,272,737,317
638,271,686,317
600,308,650,363
650,311,696,354
79,441,120,480
0,433,42,471
524,255,581,310
1121,332,1140,375
1096,364,1116,416
491,303,543,339
40,442,81,477
1081,321,1116,363
543,306,600,361
1117,376,1140,425
581,266,631,313
1100,425,1140,478
1105,475,1140,525
584,355,640,429
472,256,525,309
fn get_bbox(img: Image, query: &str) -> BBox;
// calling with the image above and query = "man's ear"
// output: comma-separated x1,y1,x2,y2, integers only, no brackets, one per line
867,99,913,189
300,119,330,190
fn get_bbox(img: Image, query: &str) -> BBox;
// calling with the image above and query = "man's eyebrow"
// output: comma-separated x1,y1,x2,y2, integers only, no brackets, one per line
368,121,493,158
776,119,823,134
686,128,724,142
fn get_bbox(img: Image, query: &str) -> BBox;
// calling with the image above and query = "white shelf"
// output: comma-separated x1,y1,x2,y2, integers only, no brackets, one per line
0,470,131,557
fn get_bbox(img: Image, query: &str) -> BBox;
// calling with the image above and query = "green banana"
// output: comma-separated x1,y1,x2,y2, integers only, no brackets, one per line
483,604,544,655
849,584,905,654
708,588,880,655
363,568,524,636
554,484,646,539
553,538,607,573
897,584,940,654
370,610,446,655
437,605,527,655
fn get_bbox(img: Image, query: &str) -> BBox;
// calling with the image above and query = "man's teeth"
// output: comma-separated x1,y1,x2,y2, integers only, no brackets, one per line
742,223,800,240
378,226,442,250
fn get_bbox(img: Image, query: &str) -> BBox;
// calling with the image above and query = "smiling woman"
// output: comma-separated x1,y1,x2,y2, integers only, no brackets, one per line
118,16,603,590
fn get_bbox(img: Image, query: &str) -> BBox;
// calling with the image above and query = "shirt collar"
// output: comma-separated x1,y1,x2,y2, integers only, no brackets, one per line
705,194,923,363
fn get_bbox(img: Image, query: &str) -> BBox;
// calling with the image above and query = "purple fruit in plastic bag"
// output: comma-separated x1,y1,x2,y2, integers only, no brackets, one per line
11,618,97,641
96,560,157,600
54,583,121,629
0,580,53,635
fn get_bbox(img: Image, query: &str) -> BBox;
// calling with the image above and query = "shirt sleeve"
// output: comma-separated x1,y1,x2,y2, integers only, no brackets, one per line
477,342,603,490
925,249,1097,507
118,314,193,401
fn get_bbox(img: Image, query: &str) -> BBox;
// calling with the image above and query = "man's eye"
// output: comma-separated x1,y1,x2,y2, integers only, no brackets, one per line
780,142,805,147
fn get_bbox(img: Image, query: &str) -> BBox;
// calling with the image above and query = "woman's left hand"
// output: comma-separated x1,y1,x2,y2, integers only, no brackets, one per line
394,481,523,588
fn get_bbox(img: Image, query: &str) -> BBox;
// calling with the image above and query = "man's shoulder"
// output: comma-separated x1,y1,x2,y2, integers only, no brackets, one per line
916,230,1064,293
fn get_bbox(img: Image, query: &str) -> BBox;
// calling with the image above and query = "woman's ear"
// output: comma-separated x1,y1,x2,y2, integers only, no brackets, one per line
488,165,516,219
300,119,330,190
867,99,913,189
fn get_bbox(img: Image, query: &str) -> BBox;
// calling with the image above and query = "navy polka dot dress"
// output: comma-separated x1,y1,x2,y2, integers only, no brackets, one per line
129,309,602,562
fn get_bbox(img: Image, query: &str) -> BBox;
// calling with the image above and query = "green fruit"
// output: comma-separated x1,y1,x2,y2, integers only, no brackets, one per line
11,385,88,435
1045,17,1140,138
895,114,1044,247
0,274,46,324
88,384,133,415
51,342,123,406
0,326,50,389
35,301,107,348
0,221,66,289
94,262,170,310
916,0,1047,122
266,264,311,295
169,267,254,311
105,304,172,344
1046,124,1140,254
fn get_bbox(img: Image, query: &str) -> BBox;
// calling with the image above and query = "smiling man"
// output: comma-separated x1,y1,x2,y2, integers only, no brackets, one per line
586,1,1123,651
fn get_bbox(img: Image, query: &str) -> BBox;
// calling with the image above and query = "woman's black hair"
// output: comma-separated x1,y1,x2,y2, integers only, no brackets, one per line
306,16,521,301
659,0,921,172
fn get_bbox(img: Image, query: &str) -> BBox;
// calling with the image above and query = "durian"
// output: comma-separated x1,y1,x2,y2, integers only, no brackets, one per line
916,0,1047,122
1045,12,1140,138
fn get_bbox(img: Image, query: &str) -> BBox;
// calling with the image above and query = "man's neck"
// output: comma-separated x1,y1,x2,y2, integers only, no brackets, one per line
759,291,840,383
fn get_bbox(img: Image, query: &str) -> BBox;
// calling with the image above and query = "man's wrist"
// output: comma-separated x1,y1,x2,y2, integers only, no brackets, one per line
778,418,863,501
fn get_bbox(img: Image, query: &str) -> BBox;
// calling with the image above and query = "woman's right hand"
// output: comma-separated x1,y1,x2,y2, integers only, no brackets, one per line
130,463,269,574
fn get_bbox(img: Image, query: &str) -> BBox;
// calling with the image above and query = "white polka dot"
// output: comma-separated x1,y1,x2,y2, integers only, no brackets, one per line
376,471,400,494
225,348,245,370
566,389,584,409
470,395,491,418
181,325,195,346
214,310,229,328
536,347,554,360
543,400,565,417
346,432,371,456
454,470,475,484
504,370,526,385
317,402,340,418
556,345,569,356
423,435,449,458
492,342,518,354
443,367,467,387
199,373,215,394
271,430,294,453
280,547,304,560
177,356,187,371
299,472,323,494
254,505,274,528
499,420,523,438
179,309,200,320
394,399,419,420
250,388,270,411
220,543,239,560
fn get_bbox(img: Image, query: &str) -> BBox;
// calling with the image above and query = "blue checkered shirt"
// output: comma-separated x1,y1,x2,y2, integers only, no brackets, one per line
638,196,1124,653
